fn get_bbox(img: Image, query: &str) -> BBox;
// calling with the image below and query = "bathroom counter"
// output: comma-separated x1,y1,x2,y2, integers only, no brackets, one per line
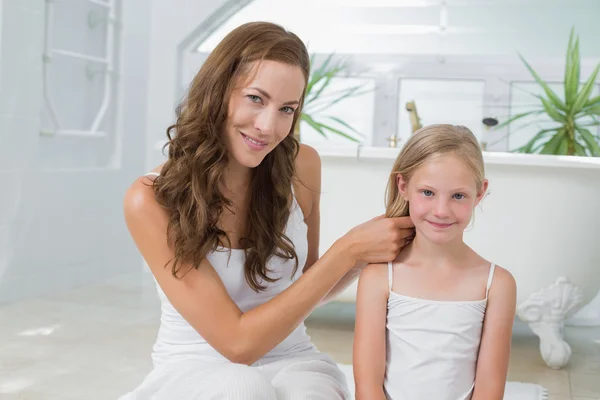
312,144,600,170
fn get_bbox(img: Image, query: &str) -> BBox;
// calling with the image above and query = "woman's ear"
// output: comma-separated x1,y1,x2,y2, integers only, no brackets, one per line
396,174,409,201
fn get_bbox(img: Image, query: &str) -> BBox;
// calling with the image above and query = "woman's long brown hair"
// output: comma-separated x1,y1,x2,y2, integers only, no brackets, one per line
153,22,310,291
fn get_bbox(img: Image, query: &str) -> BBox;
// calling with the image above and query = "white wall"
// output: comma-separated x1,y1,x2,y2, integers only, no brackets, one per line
0,0,151,304
146,0,229,168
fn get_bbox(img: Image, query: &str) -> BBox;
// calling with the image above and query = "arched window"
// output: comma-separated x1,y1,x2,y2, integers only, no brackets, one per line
182,0,600,152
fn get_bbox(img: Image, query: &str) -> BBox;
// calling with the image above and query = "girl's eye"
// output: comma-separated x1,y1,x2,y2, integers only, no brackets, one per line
422,190,433,197
453,193,465,200
281,106,295,114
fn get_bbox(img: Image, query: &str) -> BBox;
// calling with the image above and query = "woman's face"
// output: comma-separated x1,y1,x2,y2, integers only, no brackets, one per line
223,60,306,169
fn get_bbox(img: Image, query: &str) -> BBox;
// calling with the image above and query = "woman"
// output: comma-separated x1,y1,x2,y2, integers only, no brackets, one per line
120,21,414,399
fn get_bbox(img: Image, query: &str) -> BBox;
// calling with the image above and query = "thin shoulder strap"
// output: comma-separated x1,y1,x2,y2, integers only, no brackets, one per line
388,261,394,291
145,172,160,177
485,263,496,298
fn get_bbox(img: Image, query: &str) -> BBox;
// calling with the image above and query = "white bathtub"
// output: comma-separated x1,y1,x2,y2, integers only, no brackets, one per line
316,145,600,369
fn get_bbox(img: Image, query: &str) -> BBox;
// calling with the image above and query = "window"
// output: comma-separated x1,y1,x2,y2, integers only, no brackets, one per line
183,0,600,152
397,79,485,143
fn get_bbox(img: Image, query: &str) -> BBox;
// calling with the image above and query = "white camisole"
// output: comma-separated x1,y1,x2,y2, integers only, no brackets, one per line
384,261,496,400
144,172,317,367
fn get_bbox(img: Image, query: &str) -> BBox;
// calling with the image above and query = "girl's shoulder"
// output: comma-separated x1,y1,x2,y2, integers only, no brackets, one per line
487,264,516,294
357,262,391,298
360,262,390,280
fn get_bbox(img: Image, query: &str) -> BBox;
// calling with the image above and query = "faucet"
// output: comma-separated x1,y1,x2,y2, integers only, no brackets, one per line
406,101,422,134
387,135,399,148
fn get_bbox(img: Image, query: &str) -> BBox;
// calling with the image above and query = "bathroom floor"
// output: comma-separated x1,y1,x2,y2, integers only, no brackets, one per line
1,274,599,400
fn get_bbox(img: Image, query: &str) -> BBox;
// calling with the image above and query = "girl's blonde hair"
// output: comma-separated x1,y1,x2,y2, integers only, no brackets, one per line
385,124,485,218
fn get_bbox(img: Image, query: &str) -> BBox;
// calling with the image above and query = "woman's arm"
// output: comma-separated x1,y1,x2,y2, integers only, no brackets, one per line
471,266,517,400
353,263,389,400
295,144,413,304
124,175,408,366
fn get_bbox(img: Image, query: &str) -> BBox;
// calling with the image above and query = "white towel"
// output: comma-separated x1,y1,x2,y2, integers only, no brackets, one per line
336,364,548,400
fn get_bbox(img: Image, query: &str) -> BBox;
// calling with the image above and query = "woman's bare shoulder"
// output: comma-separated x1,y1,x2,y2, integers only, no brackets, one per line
123,163,167,223
292,144,321,218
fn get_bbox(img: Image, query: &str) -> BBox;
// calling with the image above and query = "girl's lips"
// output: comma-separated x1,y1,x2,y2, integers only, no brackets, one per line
427,220,454,228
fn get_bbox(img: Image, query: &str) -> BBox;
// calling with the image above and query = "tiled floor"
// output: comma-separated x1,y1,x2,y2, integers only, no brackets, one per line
1,275,599,400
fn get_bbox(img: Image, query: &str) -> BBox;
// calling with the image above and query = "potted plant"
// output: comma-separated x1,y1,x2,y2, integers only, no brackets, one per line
296,53,369,143
495,28,600,156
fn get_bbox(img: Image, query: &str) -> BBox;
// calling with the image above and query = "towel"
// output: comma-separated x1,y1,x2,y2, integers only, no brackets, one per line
336,364,548,400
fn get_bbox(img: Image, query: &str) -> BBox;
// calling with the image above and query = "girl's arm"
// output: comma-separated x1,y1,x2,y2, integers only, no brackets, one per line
353,263,390,400
472,266,517,400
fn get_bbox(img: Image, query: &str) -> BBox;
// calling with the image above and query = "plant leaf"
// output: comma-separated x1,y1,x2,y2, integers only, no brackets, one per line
540,97,566,123
301,114,361,142
494,110,545,130
306,63,347,104
574,142,588,156
557,136,570,155
572,62,600,115
540,129,566,154
306,84,370,111
564,28,580,107
584,95,600,109
519,53,567,112
306,53,336,95
325,116,364,137
306,85,362,106
309,85,367,115
576,127,600,156
577,121,600,127
301,114,327,138
518,128,560,153
319,123,361,143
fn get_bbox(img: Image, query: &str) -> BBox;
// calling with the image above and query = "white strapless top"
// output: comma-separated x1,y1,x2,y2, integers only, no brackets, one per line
384,261,496,400
145,172,316,367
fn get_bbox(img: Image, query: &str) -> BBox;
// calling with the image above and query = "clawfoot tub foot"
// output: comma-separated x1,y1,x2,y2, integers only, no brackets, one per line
516,277,584,369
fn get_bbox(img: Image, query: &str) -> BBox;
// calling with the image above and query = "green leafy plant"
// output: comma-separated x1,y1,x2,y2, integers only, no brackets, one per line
297,53,370,143
496,28,600,156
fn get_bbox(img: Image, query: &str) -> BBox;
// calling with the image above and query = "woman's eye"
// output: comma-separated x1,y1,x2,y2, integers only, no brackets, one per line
453,193,465,200
281,106,295,114
422,190,433,197
248,95,261,103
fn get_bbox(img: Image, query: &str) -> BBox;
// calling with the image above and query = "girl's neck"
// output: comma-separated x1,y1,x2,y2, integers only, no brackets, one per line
404,232,470,266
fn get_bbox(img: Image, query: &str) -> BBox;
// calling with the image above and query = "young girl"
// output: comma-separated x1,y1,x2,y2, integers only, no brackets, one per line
353,124,517,400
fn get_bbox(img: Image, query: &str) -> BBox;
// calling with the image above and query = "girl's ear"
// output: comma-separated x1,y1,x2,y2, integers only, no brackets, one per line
475,179,489,206
396,174,409,201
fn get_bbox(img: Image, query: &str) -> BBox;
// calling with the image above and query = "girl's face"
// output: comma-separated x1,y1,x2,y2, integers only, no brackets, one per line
223,60,305,170
397,153,488,245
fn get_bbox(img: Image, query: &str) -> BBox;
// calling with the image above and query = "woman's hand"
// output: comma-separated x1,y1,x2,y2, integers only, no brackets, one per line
339,215,415,265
